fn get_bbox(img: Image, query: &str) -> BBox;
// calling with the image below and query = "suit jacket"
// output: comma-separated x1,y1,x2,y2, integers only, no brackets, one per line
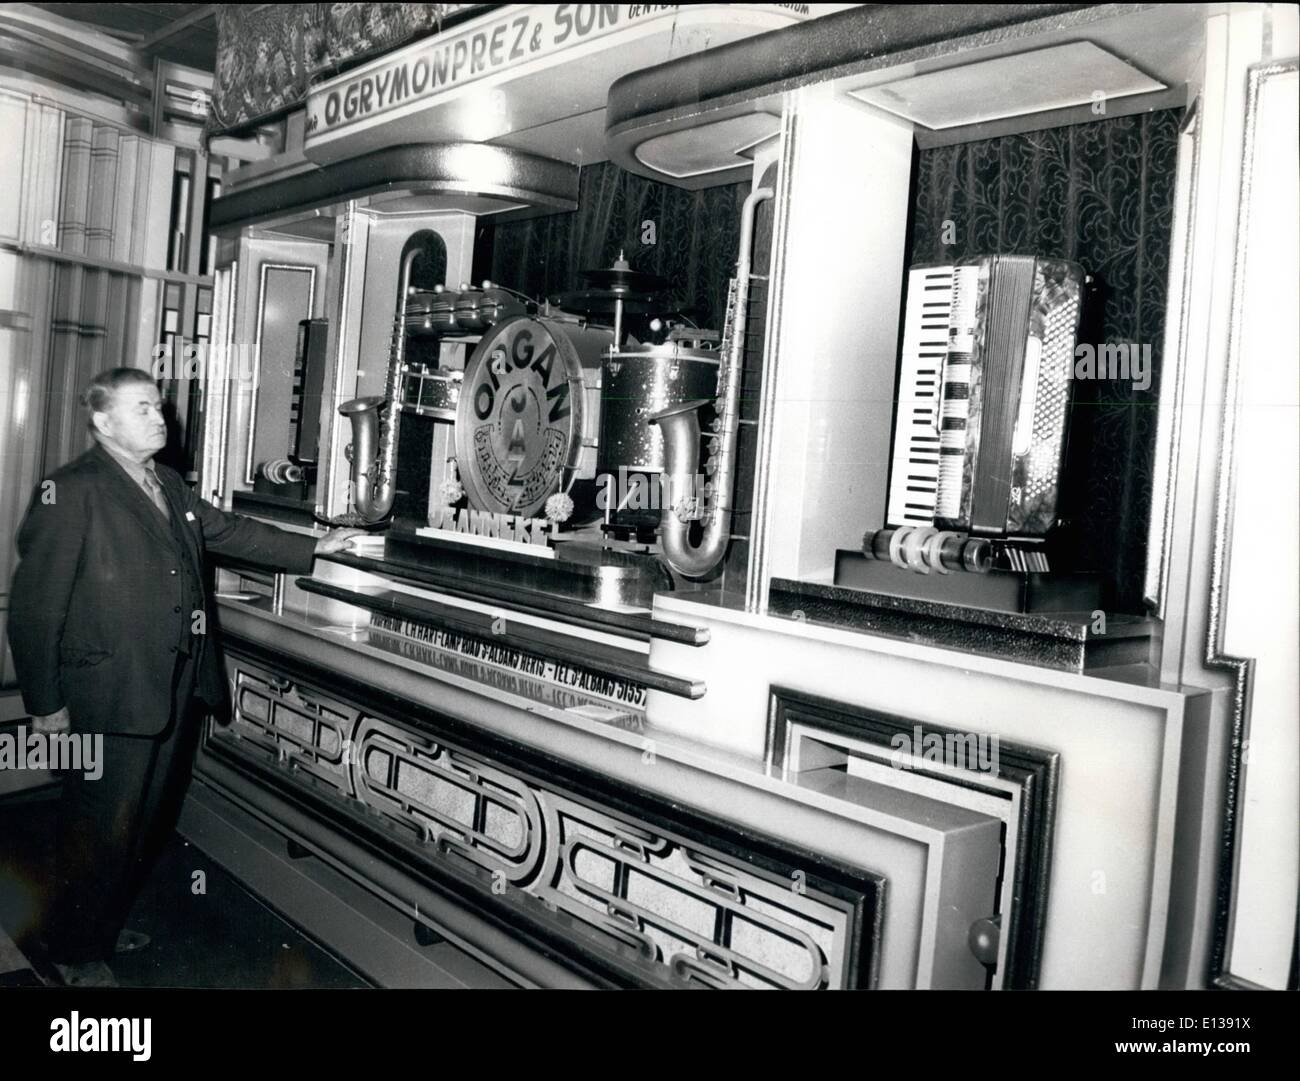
9,443,319,736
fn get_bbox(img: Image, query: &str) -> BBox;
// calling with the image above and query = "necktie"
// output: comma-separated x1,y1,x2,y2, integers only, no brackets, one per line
141,467,169,520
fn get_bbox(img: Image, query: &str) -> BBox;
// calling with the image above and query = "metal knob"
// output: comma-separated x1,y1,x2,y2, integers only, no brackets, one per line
968,915,1001,967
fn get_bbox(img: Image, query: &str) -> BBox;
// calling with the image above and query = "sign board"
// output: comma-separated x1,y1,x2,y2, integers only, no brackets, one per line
304,4,848,159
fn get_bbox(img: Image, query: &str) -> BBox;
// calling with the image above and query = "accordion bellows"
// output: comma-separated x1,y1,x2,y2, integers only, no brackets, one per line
886,255,1086,537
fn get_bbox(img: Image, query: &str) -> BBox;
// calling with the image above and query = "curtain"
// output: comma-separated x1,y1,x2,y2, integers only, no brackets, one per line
488,161,750,333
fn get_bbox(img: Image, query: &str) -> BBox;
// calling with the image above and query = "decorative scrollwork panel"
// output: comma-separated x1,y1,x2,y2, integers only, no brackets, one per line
212,652,881,988
225,665,356,799
353,717,546,886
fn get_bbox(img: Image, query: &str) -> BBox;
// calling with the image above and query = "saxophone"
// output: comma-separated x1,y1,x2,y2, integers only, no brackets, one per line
650,186,773,578
337,247,418,524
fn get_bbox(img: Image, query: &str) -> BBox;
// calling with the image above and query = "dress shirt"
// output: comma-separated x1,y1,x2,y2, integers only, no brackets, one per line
96,439,169,520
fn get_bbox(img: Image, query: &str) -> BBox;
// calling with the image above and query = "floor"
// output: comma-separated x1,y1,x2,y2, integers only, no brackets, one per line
0,786,369,989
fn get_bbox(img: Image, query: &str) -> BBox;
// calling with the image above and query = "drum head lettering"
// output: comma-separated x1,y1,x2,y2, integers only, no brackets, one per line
455,318,589,518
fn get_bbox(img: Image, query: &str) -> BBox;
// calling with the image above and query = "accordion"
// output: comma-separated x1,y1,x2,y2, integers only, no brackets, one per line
885,255,1086,539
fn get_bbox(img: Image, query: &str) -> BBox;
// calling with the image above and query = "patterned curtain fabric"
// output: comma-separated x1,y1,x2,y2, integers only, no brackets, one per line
209,3,486,135
910,108,1182,612
488,162,750,333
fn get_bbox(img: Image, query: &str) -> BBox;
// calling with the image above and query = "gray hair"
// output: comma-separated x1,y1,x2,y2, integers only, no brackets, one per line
80,367,157,432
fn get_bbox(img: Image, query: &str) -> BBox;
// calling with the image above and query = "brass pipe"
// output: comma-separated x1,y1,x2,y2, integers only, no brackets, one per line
650,186,773,578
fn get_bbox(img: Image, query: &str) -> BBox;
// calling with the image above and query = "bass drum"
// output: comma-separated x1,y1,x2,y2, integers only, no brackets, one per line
455,316,612,520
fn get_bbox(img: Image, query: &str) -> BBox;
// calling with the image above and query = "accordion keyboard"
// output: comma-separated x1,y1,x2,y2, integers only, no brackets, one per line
936,263,981,523
885,265,954,528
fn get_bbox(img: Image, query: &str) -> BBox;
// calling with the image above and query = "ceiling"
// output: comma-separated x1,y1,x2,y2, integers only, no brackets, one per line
34,3,217,71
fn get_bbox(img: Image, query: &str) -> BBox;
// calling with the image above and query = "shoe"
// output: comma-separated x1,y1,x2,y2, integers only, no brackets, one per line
114,930,151,954
53,961,118,988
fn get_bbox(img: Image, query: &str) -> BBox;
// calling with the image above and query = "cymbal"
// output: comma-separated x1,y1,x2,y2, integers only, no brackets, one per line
551,289,678,317
579,265,671,294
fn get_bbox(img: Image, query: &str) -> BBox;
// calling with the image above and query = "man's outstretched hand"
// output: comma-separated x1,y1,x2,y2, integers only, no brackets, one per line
314,528,367,556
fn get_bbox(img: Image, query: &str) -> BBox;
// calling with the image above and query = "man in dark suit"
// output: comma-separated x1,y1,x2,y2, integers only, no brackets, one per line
8,367,362,986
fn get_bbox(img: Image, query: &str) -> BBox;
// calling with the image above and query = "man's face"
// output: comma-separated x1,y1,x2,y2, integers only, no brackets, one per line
95,382,167,458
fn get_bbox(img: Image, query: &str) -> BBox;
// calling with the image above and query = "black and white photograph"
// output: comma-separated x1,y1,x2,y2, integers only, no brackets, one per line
0,0,1295,1059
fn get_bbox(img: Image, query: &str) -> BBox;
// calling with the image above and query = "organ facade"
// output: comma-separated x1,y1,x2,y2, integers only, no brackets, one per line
1,2,1296,994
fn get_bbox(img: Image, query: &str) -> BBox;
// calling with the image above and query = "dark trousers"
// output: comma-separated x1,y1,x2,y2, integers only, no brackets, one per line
43,653,204,965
